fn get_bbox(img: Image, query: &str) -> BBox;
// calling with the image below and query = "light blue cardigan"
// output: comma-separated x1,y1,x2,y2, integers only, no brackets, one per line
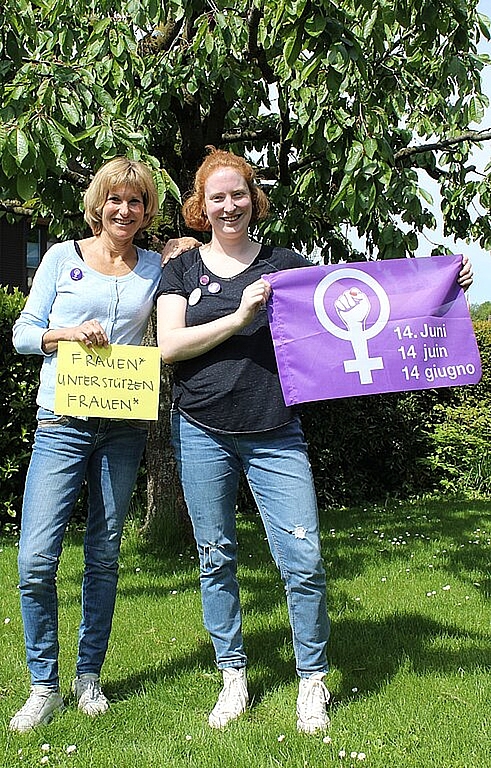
13,241,162,412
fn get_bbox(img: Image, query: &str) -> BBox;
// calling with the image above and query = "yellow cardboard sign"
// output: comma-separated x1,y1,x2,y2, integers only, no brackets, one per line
55,342,161,420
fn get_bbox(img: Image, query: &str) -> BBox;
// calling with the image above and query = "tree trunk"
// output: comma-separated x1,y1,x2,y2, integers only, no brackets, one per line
140,310,191,548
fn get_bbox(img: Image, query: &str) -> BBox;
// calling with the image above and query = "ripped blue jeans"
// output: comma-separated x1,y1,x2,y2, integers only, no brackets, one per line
171,411,329,678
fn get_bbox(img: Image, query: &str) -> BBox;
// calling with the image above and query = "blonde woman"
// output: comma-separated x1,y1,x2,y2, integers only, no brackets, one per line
10,158,162,732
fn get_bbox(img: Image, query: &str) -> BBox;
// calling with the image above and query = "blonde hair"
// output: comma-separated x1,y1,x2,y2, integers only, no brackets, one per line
83,157,159,236
182,147,270,232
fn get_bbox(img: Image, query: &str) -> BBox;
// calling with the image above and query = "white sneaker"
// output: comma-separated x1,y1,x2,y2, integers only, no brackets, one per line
296,673,330,733
73,674,109,716
9,686,65,733
208,668,249,728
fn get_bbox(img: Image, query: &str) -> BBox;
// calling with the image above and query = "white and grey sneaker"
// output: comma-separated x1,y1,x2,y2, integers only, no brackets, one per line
9,686,65,733
73,674,109,716
296,672,330,734
208,667,249,728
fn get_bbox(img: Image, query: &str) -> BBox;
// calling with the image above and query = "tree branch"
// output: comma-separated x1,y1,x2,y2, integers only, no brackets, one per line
221,126,280,143
255,127,491,183
277,85,291,185
0,201,35,217
247,5,277,84
138,20,183,55
395,129,491,160
204,89,232,148
61,167,90,187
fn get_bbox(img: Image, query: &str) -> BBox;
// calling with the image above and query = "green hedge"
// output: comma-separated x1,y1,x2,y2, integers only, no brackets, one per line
0,286,40,527
301,320,491,504
421,321,491,495
1,285,490,531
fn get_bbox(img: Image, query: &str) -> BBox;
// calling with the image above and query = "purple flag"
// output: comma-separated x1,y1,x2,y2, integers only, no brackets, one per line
264,255,482,405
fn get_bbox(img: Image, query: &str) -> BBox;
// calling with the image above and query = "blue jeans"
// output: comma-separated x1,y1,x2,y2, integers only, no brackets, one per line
17,408,147,688
171,411,330,678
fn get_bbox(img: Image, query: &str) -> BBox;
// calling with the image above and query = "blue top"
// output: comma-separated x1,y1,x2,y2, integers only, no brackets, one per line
13,240,162,411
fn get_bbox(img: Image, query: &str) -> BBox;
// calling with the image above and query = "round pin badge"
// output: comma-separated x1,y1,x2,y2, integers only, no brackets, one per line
199,274,210,286
70,268,83,281
208,282,221,294
188,287,202,306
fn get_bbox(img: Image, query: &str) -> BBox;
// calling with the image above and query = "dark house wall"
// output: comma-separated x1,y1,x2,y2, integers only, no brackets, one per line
0,218,29,293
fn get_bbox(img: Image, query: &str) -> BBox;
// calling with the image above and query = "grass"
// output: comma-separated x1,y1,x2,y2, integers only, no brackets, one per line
0,497,490,767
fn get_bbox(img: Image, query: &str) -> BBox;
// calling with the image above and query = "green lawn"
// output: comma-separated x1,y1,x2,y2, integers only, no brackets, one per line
1,497,490,767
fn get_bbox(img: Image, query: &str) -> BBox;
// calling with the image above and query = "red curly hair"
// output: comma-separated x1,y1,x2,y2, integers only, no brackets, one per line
182,147,270,232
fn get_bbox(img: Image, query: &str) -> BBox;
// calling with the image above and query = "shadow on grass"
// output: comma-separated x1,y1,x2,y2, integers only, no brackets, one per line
319,498,491,600
102,608,490,715
329,612,490,697
61,497,491,593
59,497,490,711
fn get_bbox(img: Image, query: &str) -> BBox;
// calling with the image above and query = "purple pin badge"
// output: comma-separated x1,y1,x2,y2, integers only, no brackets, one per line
70,268,83,281
200,274,210,286
208,282,221,294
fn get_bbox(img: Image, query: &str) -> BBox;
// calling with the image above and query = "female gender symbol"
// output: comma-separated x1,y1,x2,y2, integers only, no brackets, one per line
313,268,390,384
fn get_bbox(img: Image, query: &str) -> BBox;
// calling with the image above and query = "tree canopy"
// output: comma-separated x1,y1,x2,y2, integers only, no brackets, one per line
471,299,491,320
1,0,490,262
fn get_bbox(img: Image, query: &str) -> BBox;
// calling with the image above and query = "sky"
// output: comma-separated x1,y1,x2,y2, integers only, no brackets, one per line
341,1,491,305
419,0,491,306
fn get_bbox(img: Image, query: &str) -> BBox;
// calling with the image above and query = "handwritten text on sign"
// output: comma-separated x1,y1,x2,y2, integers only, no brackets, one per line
265,255,482,405
55,342,161,420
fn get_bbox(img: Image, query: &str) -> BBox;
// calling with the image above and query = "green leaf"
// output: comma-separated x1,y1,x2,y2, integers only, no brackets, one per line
364,137,378,160
345,141,364,173
304,15,326,38
94,124,112,150
111,60,125,89
86,36,108,61
17,173,37,201
419,187,434,205
15,128,29,163
92,17,112,35
2,149,18,178
284,28,303,68
73,126,99,142
362,9,379,39
94,58,113,83
44,119,65,162
93,85,116,113
60,100,80,126
302,53,322,81
468,94,485,124
330,175,351,211
59,28,74,57
109,27,126,58
205,32,214,55
152,170,166,207
140,71,153,89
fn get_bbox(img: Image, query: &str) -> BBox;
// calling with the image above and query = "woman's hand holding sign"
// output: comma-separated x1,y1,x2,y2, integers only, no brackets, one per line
41,319,108,354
